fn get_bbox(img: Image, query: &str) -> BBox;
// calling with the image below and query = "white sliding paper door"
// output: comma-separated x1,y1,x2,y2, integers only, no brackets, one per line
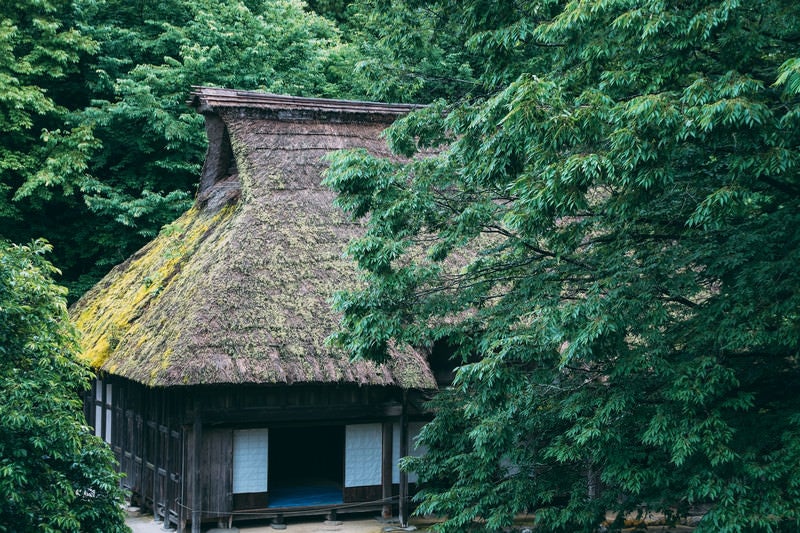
93,379,112,444
233,428,269,493
345,424,382,487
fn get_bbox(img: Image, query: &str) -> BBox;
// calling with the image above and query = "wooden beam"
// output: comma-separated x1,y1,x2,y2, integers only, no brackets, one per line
399,391,409,527
200,403,403,424
137,390,148,512
381,422,393,519
99,378,107,444
178,425,188,533
152,421,160,522
191,409,202,533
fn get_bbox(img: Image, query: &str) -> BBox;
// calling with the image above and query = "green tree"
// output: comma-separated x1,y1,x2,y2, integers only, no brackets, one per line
0,0,101,296
63,0,365,296
0,0,97,212
0,239,127,532
325,1,800,531
341,0,481,103
305,0,352,24
3,0,366,299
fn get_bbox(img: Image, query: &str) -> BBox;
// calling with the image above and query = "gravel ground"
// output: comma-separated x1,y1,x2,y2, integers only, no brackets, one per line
125,510,695,533
126,510,419,533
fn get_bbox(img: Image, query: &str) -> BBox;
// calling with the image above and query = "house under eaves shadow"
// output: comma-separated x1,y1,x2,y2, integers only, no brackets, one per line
70,87,439,532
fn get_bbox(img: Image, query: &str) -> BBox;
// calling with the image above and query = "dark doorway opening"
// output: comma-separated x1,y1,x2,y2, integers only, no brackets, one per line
268,425,344,507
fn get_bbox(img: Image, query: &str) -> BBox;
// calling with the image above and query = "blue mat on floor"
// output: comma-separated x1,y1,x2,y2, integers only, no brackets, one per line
269,484,343,508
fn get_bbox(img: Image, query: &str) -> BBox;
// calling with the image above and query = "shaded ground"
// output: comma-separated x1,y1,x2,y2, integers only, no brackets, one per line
126,510,419,533
126,510,696,533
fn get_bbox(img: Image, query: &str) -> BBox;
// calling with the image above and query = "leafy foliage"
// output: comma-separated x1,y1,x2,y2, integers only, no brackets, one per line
342,0,481,103
326,1,800,531
0,0,100,296
2,0,367,299
305,0,353,24
0,0,97,202
0,239,127,533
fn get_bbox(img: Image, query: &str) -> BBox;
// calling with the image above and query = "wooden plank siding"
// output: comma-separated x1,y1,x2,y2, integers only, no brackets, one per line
343,485,382,503
85,378,426,530
86,376,186,529
184,428,233,528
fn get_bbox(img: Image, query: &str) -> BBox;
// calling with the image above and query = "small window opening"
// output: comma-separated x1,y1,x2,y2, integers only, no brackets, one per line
429,338,461,386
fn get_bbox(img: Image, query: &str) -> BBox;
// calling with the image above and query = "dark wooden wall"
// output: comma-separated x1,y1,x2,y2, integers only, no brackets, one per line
87,376,185,528
86,378,423,531
185,427,234,525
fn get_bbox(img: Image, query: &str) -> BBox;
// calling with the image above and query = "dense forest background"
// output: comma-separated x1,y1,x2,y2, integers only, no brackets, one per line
3,0,800,531
1,0,505,299
1,0,370,299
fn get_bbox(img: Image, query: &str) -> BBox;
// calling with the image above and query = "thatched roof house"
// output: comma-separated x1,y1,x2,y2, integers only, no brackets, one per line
73,87,434,389
72,87,434,531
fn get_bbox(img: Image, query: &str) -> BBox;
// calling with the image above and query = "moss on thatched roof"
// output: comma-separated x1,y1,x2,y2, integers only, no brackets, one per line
70,87,435,389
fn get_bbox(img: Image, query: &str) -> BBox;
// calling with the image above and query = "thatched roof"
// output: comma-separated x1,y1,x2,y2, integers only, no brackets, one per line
71,87,435,389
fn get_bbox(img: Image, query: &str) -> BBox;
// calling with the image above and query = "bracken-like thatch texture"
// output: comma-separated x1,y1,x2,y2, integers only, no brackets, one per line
70,88,435,389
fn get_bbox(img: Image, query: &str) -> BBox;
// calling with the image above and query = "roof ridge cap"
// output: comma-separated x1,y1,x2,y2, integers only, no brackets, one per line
189,86,423,117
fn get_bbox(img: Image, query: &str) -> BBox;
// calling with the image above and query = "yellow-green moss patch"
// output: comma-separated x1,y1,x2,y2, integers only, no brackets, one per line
69,97,436,390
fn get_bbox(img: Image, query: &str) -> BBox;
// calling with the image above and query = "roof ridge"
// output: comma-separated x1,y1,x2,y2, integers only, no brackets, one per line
189,86,423,118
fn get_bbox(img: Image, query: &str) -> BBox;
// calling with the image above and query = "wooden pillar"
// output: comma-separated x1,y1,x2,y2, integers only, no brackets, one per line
136,388,147,511
153,437,161,521
162,428,172,529
99,377,107,444
399,391,409,527
191,410,202,533
178,425,188,533
153,389,163,522
381,422,393,519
